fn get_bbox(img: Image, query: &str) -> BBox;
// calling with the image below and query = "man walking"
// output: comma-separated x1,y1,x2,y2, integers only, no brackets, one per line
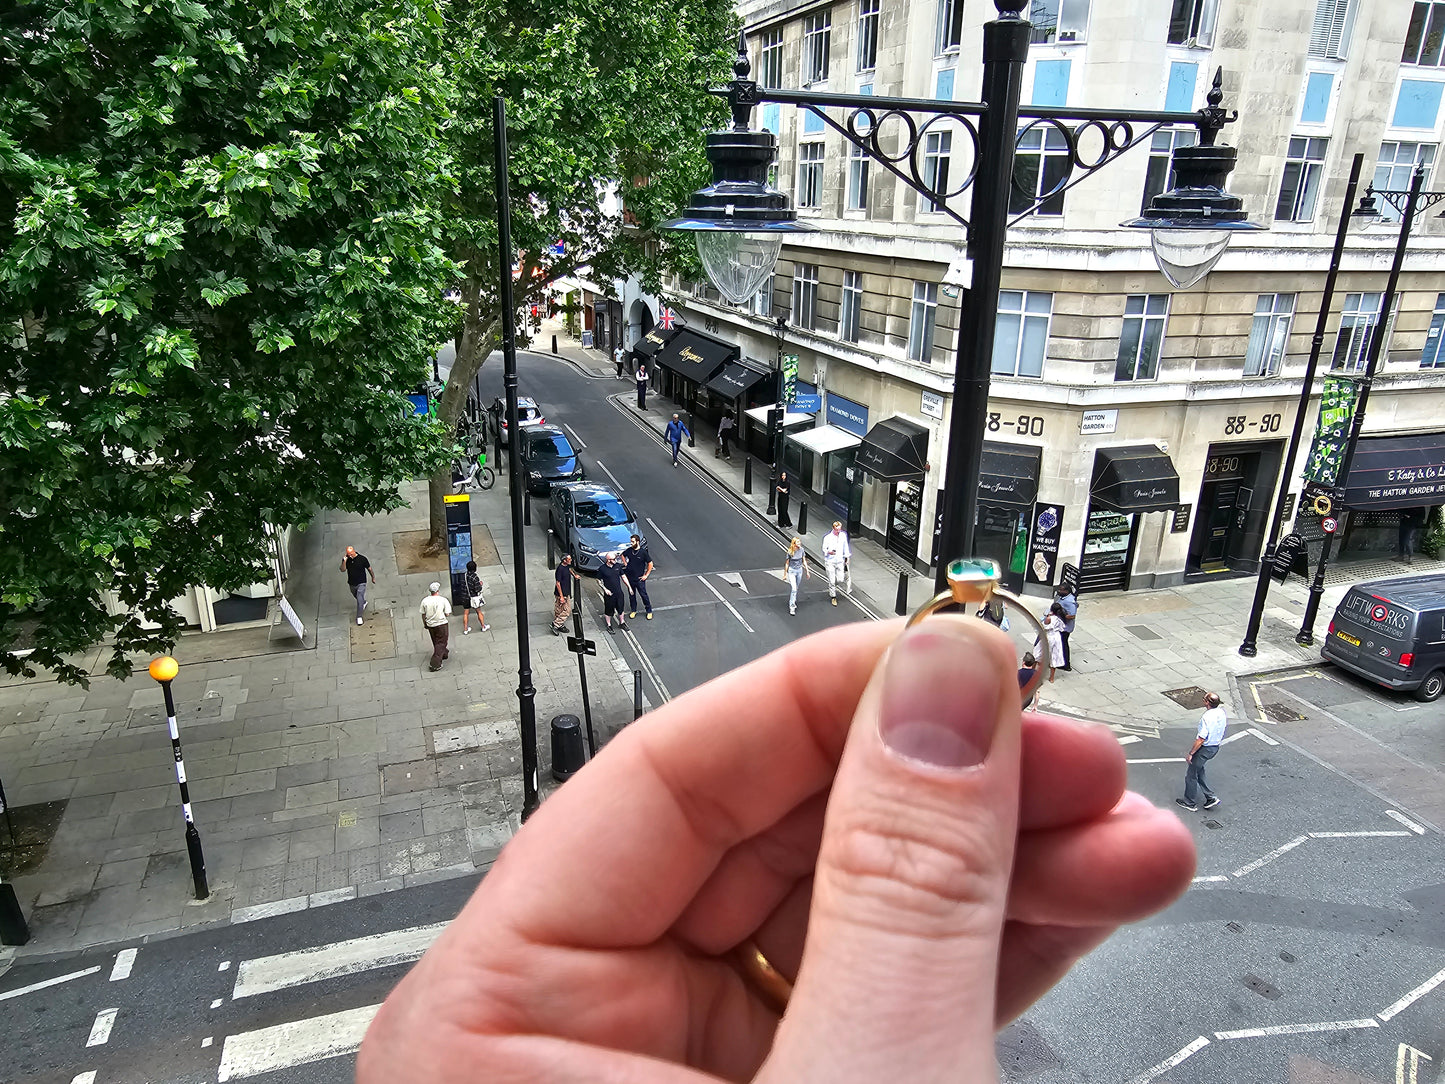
550,553,575,635
636,364,648,410
624,534,654,620
1054,582,1078,670
614,344,626,380
342,546,375,625
664,413,690,467
419,582,452,672
598,551,628,634
1177,692,1227,811
821,521,851,607
716,414,736,460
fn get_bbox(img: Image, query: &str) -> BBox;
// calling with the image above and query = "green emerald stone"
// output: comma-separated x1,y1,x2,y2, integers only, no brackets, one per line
948,557,1001,580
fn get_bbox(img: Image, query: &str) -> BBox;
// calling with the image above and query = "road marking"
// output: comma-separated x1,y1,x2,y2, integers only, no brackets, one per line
1247,727,1279,745
216,1003,379,1081
1398,1043,1433,1084
1250,682,1272,725
1214,1018,1377,1040
218,960,231,972
202,1037,214,1049
698,575,755,634
1117,735,1141,745
87,1008,118,1047
1386,810,1427,834
109,948,137,982
593,458,624,491
1126,1036,1210,1084
232,922,447,1000
1309,831,1412,838
1191,875,1229,883
1125,757,1184,764
644,517,676,552
1221,729,1252,745
718,571,746,591
1232,834,1309,878
561,423,586,449
1378,965,1445,1021
232,896,308,924
211,998,224,1008
0,965,101,1002
70,1074,96,1084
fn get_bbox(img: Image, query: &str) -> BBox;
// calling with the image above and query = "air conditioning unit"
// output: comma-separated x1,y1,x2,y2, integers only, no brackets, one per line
1059,30,1078,42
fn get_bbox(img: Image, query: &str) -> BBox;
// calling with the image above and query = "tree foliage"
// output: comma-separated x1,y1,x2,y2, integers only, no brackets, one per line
1,0,457,683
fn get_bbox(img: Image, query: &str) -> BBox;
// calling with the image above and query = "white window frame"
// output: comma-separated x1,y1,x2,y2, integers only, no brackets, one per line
758,27,784,90
992,290,1053,379
1309,0,1358,60
792,263,819,331
1030,0,1092,44
1115,294,1170,382
847,142,869,210
1331,292,1383,373
840,270,863,343
1404,2,1445,67
1422,292,1445,367
1244,293,1295,377
909,282,940,363
922,130,951,213
798,141,825,208
1276,136,1329,222
1167,0,1218,48
751,273,774,318
1374,142,1437,221
1141,127,1197,213
936,0,963,55
803,11,832,85
857,0,880,72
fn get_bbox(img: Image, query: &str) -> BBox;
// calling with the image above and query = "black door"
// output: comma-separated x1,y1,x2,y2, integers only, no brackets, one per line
1202,481,1239,567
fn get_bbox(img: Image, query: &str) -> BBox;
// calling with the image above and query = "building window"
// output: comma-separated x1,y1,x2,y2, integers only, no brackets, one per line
758,28,784,89
909,282,940,363
840,271,863,343
1011,126,1070,216
1030,0,1091,44
936,0,963,54
792,263,819,330
1115,294,1169,382
752,274,774,318
1405,3,1445,65
803,11,831,84
1374,142,1437,220
798,142,824,208
847,143,869,210
1275,136,1328,222
1331,292,1382,373
1167,0,1217,47
992,290,1052,378
1245,293,1295,377
857,0,880,71
1422,293,1445,368
1309,0,1357,59
1141,128,1198,213
922,131,951,212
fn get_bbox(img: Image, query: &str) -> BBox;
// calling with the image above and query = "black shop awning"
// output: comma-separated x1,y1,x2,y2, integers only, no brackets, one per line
1342,431,1445,510
979,441,1041,507
1090,445,1180,513
705,361,774,400
653,327,737,383
856,416,930,482
632,326,676,361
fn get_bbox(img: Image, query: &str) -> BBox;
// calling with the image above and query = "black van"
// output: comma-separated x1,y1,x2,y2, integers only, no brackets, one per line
1321,573,1445,702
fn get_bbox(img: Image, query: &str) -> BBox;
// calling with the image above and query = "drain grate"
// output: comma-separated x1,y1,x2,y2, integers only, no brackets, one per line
1242,973,1282,1000
351,609,397,663
1225,921,1244,934
1262,701,1305,723
1204,819,1224,830
1125,624,1163,641
1163,685,1210,708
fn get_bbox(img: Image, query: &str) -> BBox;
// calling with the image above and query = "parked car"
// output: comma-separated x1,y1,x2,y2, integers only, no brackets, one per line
518,425,583,496
549,482,641,572
488,395,544,447
1321,572,1445,702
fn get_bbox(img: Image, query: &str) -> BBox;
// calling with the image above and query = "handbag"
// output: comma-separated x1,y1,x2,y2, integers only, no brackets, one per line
468,595,482,609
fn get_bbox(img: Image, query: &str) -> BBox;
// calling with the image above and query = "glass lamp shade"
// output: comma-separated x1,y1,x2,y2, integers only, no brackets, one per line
1149,228,1232,289
695,231,785,306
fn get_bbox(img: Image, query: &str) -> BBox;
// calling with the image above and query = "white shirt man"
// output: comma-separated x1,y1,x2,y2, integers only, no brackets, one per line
419,583,453,672
821,522,852,606
1177,692,1226,811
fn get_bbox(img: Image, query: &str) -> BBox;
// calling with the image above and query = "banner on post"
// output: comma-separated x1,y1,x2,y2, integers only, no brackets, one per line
781,353,799,406
1302,376,1360,487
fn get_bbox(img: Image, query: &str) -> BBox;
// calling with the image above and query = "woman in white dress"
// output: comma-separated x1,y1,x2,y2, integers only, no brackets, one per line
1038,601,1067,676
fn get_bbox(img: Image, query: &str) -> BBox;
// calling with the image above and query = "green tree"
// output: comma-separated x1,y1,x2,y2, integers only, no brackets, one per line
1,0,456,684
424,0,734,550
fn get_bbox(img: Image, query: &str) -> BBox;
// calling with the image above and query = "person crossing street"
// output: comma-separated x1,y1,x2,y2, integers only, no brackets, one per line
664,414,690,467
624,534,654,620
783,537,811,616
598,551,628,634
821,521,851,607
1177,692,1227,811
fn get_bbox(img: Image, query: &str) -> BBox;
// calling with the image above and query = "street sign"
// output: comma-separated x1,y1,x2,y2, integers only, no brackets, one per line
567,635,597,657
1322,516,1338,534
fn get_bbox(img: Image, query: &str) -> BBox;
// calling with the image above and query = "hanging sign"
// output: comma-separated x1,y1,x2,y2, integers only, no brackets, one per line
1302,376,1360,486
781,353,800,406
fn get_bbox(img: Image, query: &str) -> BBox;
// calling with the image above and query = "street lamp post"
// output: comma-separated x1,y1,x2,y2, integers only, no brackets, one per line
667,2,1262,591
148,656,208,900
766,314,786,518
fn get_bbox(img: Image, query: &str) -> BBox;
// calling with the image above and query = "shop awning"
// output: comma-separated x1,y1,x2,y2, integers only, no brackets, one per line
856,416,929,482
653,327,737,383
1342,431,1445,510
789,424,862,456
979,441,1041,507
705,361,774,400
745,405,815,429
1090,445,1180,513
632,326,675,361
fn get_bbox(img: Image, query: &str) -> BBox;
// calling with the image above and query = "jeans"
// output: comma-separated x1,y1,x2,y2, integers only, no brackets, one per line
349,581,367,621
825,559,846,597
787,569,803,610
626,573,652,614
670,439,681,465
1184,744,1218,804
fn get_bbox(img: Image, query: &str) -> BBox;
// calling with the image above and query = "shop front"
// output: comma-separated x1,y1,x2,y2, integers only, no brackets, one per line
703,360,777,437
1335,430,1445,560
856,416,931,565
1185,440,1284,577
973,441,1042,592
787,425,864,532
631,326,676,377
816,393,871,536
1080,445,1180,593
652,327,737,412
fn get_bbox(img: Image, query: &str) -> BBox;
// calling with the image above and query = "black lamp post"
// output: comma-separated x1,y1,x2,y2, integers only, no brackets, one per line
667,2,1262,591
766,314,787,518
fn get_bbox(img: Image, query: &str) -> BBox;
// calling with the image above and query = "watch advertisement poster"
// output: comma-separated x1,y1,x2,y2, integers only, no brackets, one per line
1025,502,1065,586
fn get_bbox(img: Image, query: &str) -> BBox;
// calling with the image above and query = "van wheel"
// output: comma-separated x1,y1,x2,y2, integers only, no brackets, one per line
1414,669,1444,702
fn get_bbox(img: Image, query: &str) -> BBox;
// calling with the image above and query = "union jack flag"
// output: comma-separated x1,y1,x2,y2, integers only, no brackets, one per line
660,306,677,330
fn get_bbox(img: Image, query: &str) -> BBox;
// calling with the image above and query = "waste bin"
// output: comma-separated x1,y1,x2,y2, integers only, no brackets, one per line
550,714,586,782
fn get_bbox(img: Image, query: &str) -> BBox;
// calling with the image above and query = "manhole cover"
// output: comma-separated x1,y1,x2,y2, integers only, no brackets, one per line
1204,819,1224,830
1225,921,1244,934
1125,624,1163,641
1242,973,1282,1000
352,610,397,663
995,1019,1063,1079
1163,685,1210,708
1262,701,1305,723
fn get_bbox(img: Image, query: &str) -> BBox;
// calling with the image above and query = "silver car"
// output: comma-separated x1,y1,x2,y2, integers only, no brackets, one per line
549,483,642,572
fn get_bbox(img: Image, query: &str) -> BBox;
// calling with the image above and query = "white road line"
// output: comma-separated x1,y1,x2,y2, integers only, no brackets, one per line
698,575,755,633
1398,1043,1433,1084
211,998,224,1008
1232,834,1309,878
1126,1036,1210,1084
0,966,101,1002
70,1073,97,1084
1117,735,1142,745
593,458,624,491
1310,831,1412,838
216,1003,379,1081
218,960,231,972
1247,727,1279,745
1386,810,1427,834
1214,1019,1378,1040
1221,729,1250,745
202,1037,214,1049
1191,875,1230,883
645,517,676,552
87,1008,118,1047
1126,757,1185,764
1378,965,1445,1021
109,948,137,982
232,922,447,1000
561,423,586,449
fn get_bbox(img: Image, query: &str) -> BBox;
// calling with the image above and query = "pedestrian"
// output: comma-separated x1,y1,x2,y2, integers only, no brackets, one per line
716,414,736,460
550,553,574,635
614,344,626,380
664,413,690,467
1036,601,1066,676
462,560,488,634
636,364,648,410
599,551,629,634
341,546,375,626
624,534,654,620
1054,582,1078,670
1017,651,1038,709
783,536,811,616
776,470,793,529
1398,507,1425,563
1176,692,1227,812
977,599,1010,631
821,521,851,607
419,582,452,672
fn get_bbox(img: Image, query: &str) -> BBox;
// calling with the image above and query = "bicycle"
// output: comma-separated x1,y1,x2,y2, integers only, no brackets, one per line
452,437,495,492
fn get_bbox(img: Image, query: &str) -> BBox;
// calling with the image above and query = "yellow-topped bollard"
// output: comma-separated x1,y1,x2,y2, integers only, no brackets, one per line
148,656,179,683
147,654,208,899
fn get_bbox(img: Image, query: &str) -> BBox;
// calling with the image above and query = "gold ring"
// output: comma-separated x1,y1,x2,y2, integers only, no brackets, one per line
734,938,792,1013
907,557,1055,705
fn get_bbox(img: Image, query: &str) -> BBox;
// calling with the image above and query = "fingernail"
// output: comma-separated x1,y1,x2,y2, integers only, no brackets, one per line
878,623,1002,769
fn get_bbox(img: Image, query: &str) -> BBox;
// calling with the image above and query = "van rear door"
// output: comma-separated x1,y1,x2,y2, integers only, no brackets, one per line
1330,588,1417,671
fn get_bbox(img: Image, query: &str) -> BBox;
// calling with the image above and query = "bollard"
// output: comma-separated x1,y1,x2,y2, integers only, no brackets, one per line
895,570,909,617
0,880,29,945
743,455,753,495
149,657,209,900
549,714,586,782
633,671,644,721
688,409,696,448
551,333,558,354
547,529,556,570
797,500,809,536
523,492,531,527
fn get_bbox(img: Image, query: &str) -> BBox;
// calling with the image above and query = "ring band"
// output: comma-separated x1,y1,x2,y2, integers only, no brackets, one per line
735,939,792,1012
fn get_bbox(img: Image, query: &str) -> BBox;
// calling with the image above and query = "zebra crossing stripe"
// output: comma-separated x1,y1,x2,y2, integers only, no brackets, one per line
231,922,447,1000
216,1003,380,1081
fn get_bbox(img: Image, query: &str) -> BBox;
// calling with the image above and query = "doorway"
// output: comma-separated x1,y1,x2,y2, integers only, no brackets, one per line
1079,507,1138,593
1186,441,1283,577
886,480,923,563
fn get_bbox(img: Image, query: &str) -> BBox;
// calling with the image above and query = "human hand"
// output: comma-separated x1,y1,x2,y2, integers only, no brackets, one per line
360,617,1194,1083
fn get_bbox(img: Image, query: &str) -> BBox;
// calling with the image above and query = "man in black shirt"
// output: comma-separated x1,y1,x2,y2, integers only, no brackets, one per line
342,546,375,625
624,534,654,620
551,554,574,635
598,551,628,634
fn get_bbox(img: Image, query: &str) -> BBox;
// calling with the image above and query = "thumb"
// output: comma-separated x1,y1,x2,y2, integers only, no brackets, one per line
763,616,1020,1084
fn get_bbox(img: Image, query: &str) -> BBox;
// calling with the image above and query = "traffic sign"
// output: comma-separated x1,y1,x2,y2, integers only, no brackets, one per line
1322,516,1338,534
567,635,596,657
